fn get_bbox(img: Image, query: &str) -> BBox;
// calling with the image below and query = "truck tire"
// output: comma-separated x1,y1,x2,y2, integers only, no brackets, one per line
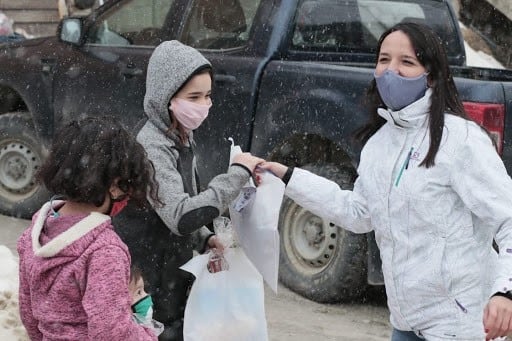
278,163,367,303
0,113,49,218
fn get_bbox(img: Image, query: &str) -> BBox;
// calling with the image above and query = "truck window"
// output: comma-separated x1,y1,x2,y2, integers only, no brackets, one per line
181,0,261,50
291,0,461,58
86,0,174,46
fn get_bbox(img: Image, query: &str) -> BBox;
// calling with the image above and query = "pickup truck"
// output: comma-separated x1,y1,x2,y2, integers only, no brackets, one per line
1,0,512,303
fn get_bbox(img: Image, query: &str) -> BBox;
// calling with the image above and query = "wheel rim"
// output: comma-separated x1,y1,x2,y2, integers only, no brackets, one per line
282,200,339,275
0,139,41,199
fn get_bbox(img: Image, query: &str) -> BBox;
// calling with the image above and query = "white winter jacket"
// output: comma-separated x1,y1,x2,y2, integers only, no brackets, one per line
285,90,512,340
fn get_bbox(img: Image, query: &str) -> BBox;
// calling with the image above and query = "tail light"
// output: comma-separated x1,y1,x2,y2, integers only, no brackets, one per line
463,102,505,155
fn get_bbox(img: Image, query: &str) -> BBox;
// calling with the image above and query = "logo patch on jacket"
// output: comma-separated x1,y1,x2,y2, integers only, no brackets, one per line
410,151,421,162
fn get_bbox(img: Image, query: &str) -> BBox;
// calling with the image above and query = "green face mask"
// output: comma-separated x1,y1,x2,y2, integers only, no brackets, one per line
132,295,153,319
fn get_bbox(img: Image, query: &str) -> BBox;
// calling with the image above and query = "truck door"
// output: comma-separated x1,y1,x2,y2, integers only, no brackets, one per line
178,0,268,185
52,0,179,131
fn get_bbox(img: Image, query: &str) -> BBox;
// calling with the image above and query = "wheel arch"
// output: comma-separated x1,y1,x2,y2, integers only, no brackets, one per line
266,132,356,171
0,82,53,145
0,85,29,115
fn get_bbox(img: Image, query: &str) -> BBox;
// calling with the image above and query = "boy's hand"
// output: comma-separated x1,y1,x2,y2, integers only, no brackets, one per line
207,235,224,253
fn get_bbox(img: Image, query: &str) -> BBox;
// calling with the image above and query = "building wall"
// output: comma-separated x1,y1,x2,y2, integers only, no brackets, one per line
0,0,59,37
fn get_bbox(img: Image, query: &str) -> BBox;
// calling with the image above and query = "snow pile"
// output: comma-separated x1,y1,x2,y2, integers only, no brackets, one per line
464,41,505,69
0,245,28,341
459,21,505,69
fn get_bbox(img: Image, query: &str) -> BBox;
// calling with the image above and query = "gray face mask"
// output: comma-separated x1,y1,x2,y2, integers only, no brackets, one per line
374,69,428,111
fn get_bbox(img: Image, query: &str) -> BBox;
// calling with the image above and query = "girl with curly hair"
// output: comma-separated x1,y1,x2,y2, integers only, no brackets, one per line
17,116,160,340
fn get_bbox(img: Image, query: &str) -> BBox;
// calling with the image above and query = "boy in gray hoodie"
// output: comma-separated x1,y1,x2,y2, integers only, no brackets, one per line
114,40,263,341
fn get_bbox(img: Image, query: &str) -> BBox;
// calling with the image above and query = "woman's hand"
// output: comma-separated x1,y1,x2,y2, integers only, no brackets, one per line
483,295,512,340
232,152,264,173
257,161,289,179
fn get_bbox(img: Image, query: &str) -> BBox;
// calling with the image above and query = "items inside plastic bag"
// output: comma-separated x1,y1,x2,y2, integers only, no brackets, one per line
213,216,235,248
207,216,234,273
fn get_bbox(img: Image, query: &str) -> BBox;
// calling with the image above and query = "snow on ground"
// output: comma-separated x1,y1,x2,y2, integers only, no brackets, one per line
0,246,28,341
465,41,505,69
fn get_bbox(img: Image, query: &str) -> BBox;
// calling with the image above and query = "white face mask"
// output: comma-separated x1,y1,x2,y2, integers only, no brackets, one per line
169,98,212,131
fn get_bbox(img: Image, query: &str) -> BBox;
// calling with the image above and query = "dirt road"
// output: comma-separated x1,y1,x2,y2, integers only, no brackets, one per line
266,284,390,341
0,214,391,341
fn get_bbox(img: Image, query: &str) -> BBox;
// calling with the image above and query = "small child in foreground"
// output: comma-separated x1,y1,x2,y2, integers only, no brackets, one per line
129,266,164,336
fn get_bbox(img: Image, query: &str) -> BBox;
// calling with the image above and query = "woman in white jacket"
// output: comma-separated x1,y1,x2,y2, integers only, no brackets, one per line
262,22,512,341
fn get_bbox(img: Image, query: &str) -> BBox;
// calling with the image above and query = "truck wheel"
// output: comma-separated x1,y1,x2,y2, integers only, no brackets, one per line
0,113,49,218
278,163,367,303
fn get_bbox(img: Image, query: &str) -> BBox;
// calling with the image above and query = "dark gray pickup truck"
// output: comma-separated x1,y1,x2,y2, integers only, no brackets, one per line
1,0,512,303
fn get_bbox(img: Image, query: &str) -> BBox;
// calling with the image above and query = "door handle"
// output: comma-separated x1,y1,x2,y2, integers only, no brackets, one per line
214,74,236,84
122,62,143,78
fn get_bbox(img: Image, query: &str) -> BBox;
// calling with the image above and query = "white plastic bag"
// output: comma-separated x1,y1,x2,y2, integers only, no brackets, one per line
180,248,268,341
228,138,285,293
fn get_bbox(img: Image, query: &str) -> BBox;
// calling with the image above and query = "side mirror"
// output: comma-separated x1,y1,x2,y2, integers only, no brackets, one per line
58,18,83,45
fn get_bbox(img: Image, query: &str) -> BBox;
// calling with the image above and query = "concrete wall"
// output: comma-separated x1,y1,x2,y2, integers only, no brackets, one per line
0,0,59,37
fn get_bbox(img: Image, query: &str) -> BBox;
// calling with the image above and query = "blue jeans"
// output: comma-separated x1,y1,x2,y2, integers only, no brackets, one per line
391,329,425,341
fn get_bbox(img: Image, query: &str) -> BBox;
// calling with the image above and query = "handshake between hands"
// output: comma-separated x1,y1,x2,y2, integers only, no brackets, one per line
231,153,289,184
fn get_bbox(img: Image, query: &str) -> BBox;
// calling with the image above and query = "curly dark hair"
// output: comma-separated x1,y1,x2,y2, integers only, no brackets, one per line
37,116,160,208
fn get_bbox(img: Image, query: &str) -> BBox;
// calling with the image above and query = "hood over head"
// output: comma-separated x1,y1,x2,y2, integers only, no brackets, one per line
143,40,211,133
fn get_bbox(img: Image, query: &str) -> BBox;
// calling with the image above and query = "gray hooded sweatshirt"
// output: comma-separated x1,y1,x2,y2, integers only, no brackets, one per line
114,41,251,338
138,40,250,236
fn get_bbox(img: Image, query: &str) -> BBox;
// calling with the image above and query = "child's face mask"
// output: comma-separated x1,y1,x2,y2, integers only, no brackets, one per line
170,97,212,131
109,194,129,217
132,295,154,319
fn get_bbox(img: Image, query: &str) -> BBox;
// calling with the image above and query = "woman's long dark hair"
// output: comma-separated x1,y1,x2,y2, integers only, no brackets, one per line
355,22,467,167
